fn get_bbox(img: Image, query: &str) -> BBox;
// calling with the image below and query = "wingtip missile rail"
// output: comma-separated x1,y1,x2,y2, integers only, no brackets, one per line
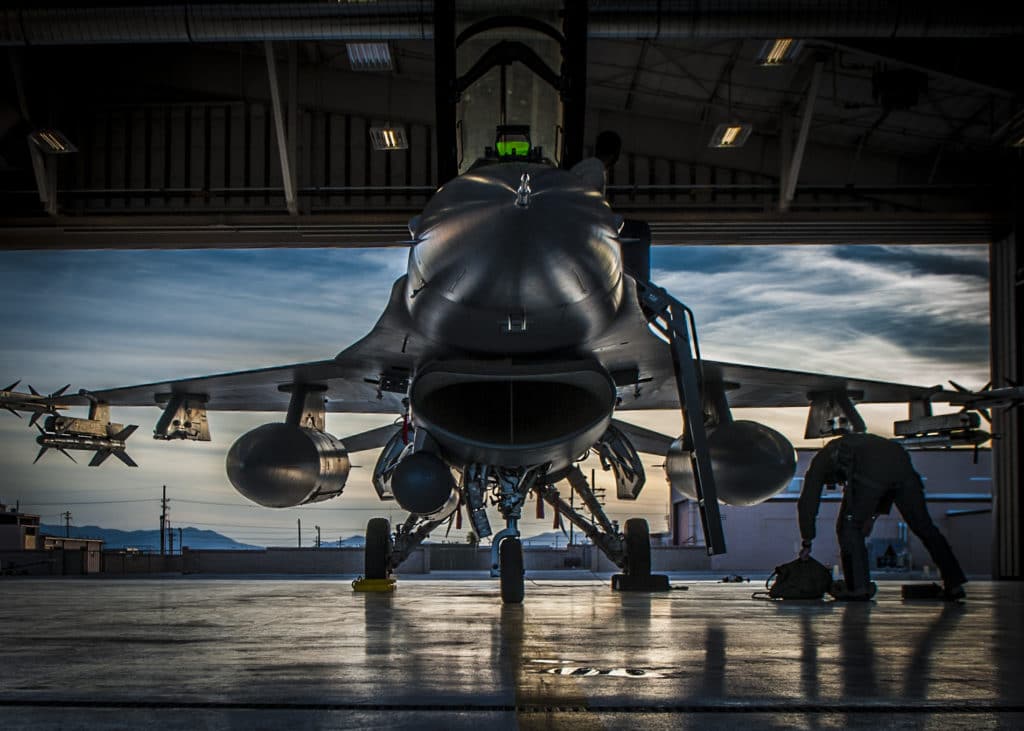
0,380,71,425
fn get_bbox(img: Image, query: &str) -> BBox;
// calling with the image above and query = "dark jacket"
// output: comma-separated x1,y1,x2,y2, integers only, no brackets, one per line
798,432,918,541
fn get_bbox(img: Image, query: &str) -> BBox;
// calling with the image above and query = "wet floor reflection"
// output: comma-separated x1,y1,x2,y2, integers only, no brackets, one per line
902,602,965,699
839,603,878,698
1,578,1020,729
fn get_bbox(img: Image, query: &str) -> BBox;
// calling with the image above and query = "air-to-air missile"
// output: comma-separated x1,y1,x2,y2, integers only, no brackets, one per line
0,379,70,425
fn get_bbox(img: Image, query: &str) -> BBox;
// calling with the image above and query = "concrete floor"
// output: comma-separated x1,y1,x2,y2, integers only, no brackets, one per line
1,575,1022,730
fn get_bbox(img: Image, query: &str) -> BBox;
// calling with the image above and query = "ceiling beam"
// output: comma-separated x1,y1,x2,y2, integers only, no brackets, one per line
0,211,993,250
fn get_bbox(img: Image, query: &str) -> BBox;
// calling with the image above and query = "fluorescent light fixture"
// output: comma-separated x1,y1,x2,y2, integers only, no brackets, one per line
370,126,408,151
756,38,802,66
708,123,752,148
29,128,77,155
346,42,393,72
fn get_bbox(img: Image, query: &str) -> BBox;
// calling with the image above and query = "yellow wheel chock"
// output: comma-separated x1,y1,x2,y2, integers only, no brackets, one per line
352,576,397,592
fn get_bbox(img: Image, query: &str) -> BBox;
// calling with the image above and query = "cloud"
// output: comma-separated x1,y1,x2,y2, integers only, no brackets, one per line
651,244,990,386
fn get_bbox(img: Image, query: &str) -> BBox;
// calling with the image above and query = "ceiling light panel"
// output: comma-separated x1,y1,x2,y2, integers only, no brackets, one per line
347,43,393,72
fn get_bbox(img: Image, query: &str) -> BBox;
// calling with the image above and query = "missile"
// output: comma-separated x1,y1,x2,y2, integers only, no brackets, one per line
0,381,70,424
945,380,1024,420
34,424,138,467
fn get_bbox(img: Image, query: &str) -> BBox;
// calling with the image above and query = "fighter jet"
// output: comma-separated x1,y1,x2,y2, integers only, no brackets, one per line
29,131,968,603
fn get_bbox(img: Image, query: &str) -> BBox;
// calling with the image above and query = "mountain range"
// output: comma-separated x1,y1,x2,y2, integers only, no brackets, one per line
40,524,261,551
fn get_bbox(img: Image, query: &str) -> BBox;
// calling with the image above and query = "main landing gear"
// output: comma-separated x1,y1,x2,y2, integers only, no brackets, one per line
364,517,392,580
534,467,669,592
499,536,524,604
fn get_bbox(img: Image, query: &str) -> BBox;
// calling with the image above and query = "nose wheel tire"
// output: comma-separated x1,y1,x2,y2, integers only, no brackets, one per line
365,518,393,579
499,537,525,604
624,518,651,576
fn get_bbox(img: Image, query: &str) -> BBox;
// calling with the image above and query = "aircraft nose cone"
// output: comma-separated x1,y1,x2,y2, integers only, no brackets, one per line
407,164,624,353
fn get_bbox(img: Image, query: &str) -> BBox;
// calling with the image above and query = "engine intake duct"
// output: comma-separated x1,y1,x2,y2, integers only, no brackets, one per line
410,359,616,469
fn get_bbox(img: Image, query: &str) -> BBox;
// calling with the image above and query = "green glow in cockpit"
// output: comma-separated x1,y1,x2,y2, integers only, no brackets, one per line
496,140,530,157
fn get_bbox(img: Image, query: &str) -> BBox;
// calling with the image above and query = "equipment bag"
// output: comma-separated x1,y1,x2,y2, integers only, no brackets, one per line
754,557,833,600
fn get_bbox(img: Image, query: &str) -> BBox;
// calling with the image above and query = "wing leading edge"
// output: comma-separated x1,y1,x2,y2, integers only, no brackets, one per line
594,276,941,412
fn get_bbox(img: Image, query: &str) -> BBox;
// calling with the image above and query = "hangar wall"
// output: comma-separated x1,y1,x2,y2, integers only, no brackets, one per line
991,160,1023,579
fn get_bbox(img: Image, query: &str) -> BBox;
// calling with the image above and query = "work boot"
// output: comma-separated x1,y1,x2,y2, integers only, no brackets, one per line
901,582,943,600
943,583,967,601
829,580,876,601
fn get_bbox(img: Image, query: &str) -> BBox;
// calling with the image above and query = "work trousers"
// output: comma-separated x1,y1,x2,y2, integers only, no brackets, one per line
836,476,967,594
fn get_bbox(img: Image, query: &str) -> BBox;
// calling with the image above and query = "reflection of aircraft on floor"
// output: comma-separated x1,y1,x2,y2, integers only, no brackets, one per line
6,144,1004,603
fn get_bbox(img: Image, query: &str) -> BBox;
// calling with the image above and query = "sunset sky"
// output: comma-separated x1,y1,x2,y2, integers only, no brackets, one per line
0,243,990,546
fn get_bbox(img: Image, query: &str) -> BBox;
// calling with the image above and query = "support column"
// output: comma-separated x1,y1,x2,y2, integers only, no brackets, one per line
781,60,823,212
991,159,1024,579
433,0,458,185
264,41,297,216
560,0,589,169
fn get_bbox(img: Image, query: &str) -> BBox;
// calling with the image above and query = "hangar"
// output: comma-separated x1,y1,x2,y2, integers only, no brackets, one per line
0,1,1021,726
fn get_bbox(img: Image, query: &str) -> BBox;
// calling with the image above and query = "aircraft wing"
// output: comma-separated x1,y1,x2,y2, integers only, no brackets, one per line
596,277,942,411
62,278,423,414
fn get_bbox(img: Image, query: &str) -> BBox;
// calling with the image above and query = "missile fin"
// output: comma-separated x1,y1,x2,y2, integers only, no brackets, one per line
58,448,77,464
50,384,70,399
28,384,41,397
29,411,41,426
5,407,23,419
3,379,19,392
33,446,48,464
89,450,111,467
113,450,138,468
110,424,138,441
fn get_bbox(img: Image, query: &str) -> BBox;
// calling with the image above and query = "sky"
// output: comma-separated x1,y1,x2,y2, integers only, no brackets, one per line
0,243,991,546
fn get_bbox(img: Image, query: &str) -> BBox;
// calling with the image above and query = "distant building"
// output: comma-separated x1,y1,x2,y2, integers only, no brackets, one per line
0,503,40,550
41,535,105,574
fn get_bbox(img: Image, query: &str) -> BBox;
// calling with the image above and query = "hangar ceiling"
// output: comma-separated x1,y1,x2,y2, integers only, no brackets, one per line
0,1,1021,248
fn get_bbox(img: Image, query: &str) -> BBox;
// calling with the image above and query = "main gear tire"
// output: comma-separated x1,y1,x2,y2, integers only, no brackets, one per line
499,537,525,604
365,518,393,579
624,518,651,577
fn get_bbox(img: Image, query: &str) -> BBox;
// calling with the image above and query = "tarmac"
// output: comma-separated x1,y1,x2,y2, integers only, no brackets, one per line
1,573,1022,730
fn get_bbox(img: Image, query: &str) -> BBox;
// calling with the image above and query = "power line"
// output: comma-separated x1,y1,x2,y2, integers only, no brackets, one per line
20,499,159,506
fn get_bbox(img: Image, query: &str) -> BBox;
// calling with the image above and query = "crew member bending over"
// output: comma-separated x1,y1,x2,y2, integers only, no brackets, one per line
798,432,967,601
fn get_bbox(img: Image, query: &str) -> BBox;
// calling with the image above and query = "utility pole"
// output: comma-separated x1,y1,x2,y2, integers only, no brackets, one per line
297,518,301,547
167,522,174,555
178,527,183,553
62,510,72,537
159,484,168,556
315,525,321,548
